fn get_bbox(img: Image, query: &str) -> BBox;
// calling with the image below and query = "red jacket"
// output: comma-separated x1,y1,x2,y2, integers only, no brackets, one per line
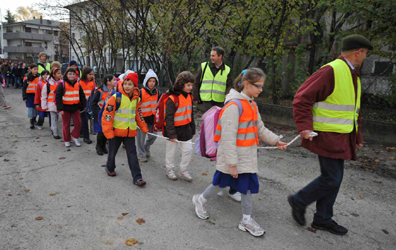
34,79,47,112
293,56,363,161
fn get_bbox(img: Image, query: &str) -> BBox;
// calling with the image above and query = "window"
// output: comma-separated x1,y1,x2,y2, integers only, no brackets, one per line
54,31,59,36
25,27,32,33
25,42,32,47
46,30,53,35
373,61,394,76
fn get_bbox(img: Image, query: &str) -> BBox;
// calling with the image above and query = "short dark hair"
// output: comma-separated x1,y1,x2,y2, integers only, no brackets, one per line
80,66,94,81
98,74,114,89
172,71,194,93
63,67,77,81
211,46,225,57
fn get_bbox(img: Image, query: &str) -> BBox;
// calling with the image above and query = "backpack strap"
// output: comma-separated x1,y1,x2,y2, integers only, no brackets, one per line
225,99,243,118
200,62,209,84
115,92,122,111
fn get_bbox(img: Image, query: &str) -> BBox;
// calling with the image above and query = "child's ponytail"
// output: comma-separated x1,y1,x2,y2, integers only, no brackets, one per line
233,68,266,91
97,74,114,89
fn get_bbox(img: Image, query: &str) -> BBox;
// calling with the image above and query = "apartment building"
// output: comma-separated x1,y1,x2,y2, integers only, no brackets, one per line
3,17,69,62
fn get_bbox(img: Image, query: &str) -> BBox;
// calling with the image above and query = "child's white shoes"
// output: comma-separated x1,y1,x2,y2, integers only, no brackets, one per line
71,137,81,147
238,218,265,237
179,170,192,182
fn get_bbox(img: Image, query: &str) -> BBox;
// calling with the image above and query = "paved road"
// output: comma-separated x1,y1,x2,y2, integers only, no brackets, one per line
1,87,395,250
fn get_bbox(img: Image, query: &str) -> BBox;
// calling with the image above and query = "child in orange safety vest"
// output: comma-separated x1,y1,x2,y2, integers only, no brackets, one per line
192,68,288,237
42,68,63,139
163,71,195,182
136,69,162,162
34,70,50,130
78,66,96,144
101,72,148,187
22,64,39,129
55,67,86,147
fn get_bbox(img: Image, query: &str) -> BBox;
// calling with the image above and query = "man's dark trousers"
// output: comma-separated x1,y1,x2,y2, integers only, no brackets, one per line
293,155,344,224
106,136,142,182
202,100,224,112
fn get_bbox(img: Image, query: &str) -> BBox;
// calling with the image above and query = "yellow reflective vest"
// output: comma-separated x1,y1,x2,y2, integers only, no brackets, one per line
312,59,361,133
199,62,230,103
113,94,140,131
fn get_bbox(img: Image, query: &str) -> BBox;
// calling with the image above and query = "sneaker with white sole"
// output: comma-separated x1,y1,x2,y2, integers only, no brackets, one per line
138,157,148,162
166,169,178,181
72,137,81,147
65,142,71,147
37,126,43,130
179,170,192,182
192,194,209,220
238,218,266,237
228,191,242,202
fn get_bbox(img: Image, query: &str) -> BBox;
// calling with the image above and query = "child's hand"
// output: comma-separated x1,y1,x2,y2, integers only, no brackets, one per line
169,138,177,143
229,165,238,178
276,141,288,150
59,111,64,115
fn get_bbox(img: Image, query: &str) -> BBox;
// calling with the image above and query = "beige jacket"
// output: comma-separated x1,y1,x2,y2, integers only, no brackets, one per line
216,89,280,174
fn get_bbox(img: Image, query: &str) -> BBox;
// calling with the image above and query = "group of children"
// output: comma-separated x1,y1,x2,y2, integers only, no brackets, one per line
21,65,287,237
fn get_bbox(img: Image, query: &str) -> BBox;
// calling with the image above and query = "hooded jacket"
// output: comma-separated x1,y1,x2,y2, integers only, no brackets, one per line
140,69,162,125
42,77,62,112
101,83,148,139
215,89,280,174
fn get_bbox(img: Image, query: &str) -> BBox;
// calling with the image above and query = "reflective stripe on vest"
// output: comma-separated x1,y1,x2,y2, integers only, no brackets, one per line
26,77,39,94
97,89,112,109
62,82,80,105
48,83,58,103
312,59,361,133
199,62,230,103
214,100,259,147
79,80,95,100
140,88,158,117
113,94,139,131
164,94,193,127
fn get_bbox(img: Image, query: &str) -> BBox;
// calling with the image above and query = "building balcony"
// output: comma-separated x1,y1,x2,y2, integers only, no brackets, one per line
3,32,53,41
4,46,44,53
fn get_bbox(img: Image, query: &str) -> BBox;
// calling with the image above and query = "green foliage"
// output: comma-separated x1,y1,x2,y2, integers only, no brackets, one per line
5,9,16,24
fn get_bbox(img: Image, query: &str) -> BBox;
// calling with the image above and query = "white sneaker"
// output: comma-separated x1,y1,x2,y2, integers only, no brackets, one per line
192,194,209,220
71,137,81,147
65,142,71,147
138,157,148,162
217,191,225,196
228,192,242,202
238,218,266,237
37,126,43,130
178,170,192,182
166,169,178,181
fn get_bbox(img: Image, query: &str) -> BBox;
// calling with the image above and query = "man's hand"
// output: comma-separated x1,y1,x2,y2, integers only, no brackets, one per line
300,130,314,141
229,165,238,178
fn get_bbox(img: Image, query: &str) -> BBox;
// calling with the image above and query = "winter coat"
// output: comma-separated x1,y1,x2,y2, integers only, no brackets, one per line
55,79,86,112
91,84,115,122
140,69,162,125
215,89,280,174
34,79,47,112
42,78,62,112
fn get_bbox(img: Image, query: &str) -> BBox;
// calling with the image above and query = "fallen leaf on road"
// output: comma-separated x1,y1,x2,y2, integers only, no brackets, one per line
3,159,9,162
49,193,56,196
122,213,128,216
373,180,382,184
13,140,18,143
59,157,66,160
359,195,364,199
35,216,43,221
36,140,41,142
24,189,30,193
10,224,16,227
13,135,18,137
8,194,12,196
42,145,47,147
307,227,317,233
382,229,389,234
387,147,396,150
278,157,283,159
117,217,123,220
17,193,21,196
66,149,71,151
136,218,145,225
125,239,138,246
388,156,395,160
202,173,208,176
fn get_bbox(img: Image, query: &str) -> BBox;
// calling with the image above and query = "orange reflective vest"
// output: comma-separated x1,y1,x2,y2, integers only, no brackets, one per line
62,81,80,105
79,80,95,100
26,77,39,94
140,88,158,117
97,89,112,109
47,82,58,103
164,94,193,127
214,100,259,147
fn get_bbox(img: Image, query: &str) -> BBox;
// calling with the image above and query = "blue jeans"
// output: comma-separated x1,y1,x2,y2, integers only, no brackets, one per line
293,155,344,224
13,76,21,88
106,136,142,182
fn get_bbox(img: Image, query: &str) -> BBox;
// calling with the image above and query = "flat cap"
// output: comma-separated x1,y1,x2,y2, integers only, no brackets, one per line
342,34,373,51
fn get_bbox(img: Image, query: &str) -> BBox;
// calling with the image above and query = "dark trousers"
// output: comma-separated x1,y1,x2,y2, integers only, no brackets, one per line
80,111,90,140
37,116,45,126
293,155,344,224
106,136,142,182
202,100,224,113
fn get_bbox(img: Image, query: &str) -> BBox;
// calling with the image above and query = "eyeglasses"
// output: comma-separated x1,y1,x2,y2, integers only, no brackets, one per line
249,82,263,90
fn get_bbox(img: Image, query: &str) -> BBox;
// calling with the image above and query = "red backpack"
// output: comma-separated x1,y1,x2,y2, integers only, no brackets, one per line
153,92,179,133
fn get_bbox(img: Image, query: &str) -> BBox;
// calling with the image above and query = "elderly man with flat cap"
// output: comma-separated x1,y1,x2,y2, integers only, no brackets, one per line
288,34,373,235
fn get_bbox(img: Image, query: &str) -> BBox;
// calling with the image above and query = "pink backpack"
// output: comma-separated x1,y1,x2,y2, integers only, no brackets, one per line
195,99,243,161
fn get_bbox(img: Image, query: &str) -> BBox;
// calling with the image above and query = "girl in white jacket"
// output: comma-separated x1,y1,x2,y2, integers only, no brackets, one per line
41,68,63,139
192,68,287,237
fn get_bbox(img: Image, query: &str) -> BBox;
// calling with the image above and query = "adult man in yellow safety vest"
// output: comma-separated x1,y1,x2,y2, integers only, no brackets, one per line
37,52,51,75
193,46,233,112
288,34,373,236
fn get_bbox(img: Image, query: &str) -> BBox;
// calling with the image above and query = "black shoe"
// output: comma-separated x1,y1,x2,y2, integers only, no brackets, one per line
96,145,104,155
101,146,108,154
311,220,348,235
288,195,306,226
105,167,116,176
84,138,93,144
30,119,35,129
133,179,146,187
53,135,61,139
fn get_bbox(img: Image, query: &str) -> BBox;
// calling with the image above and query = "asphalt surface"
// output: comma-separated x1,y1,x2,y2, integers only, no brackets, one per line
1,87,395,250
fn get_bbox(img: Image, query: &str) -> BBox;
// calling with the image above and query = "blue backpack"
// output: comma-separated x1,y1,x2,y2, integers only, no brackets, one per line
86,87,98,115
98,92,122,125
